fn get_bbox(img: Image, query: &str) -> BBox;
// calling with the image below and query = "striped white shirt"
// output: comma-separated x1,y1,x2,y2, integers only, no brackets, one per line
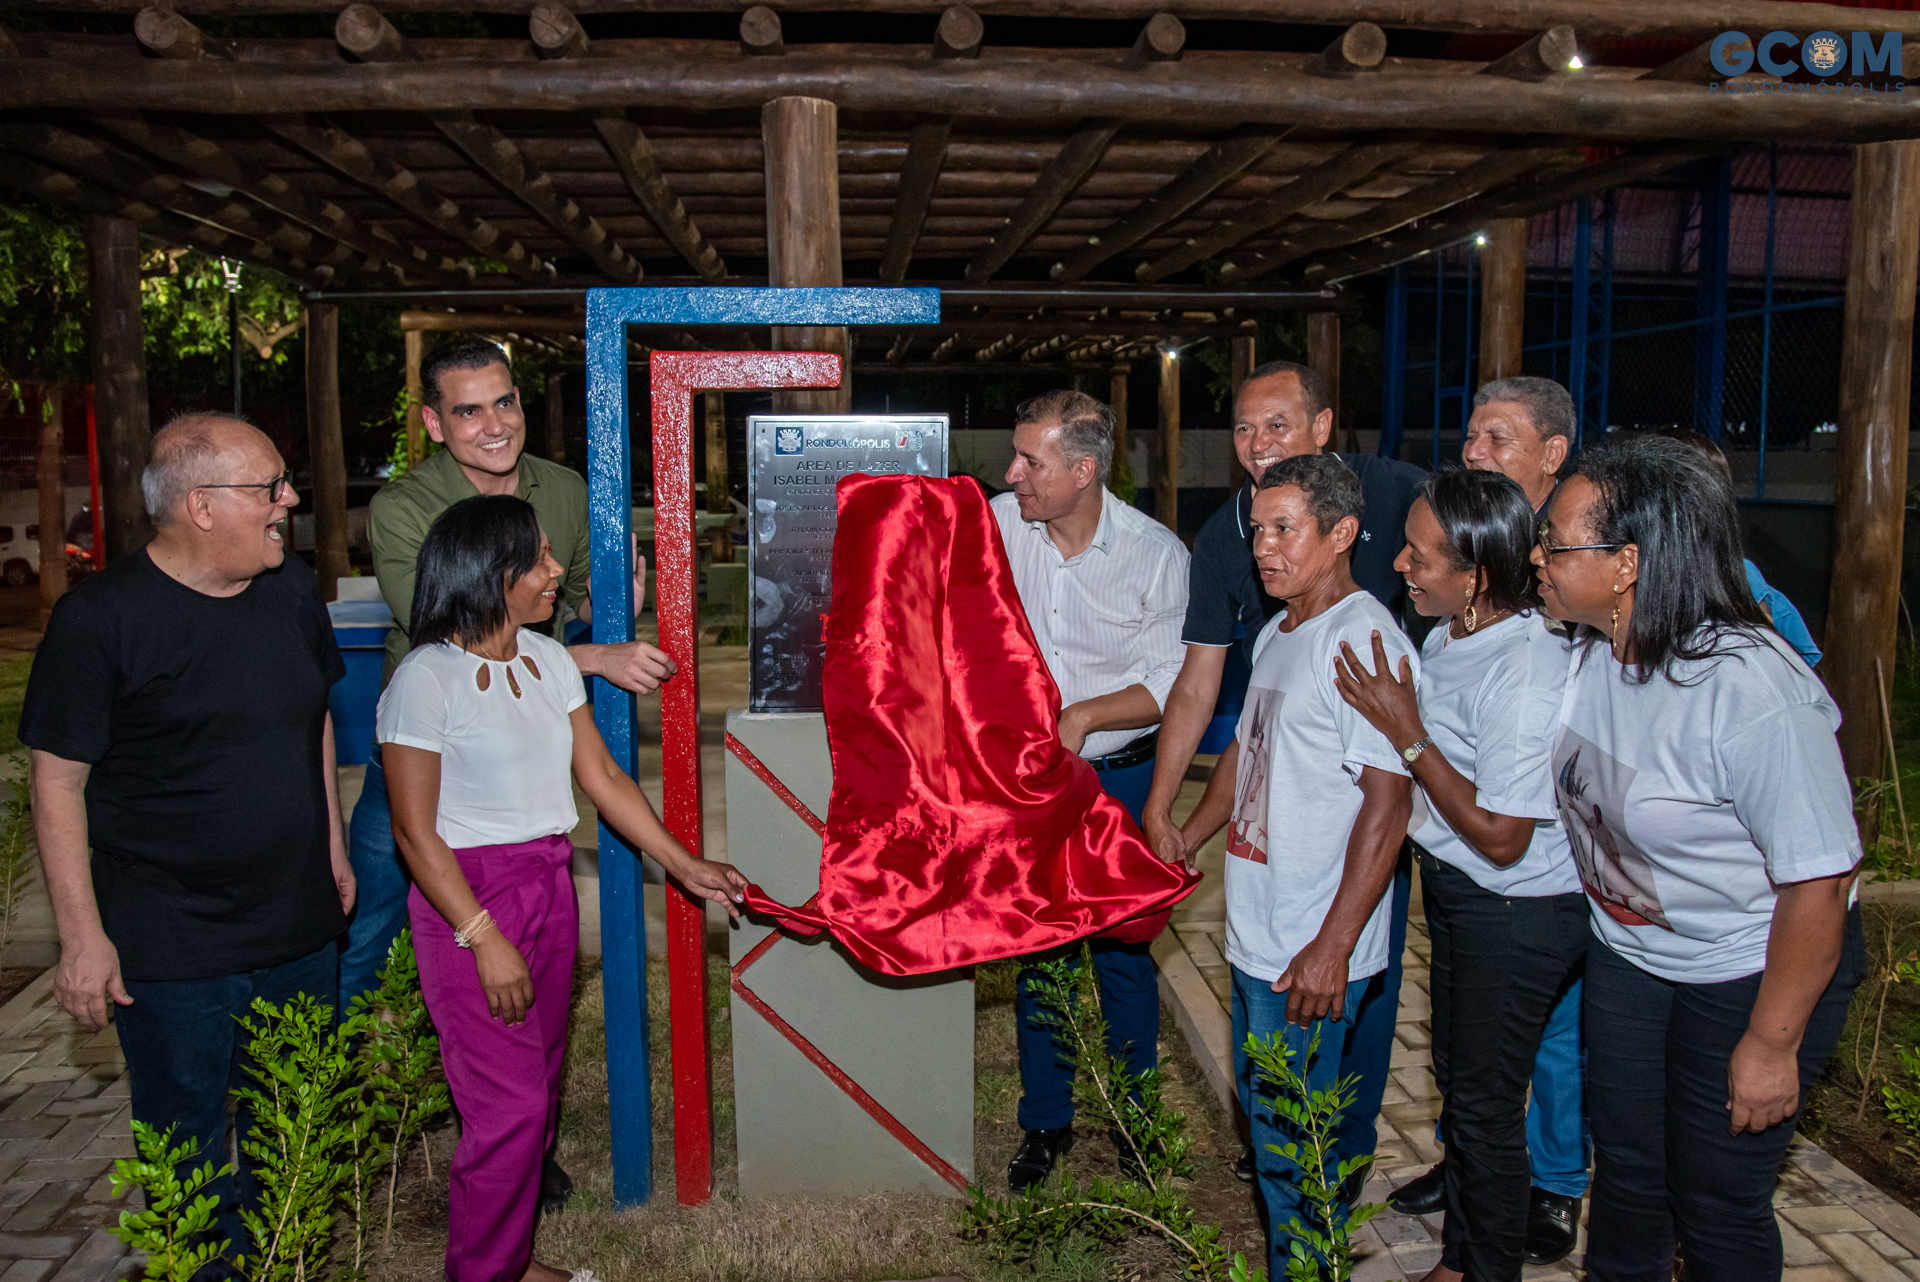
991,488,1191,760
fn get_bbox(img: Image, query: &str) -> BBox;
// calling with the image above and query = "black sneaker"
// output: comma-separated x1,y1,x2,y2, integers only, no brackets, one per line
1523,1187,1582,1265
1389,1161,1446,1216
538,1153,574,1215
1234,1146,1255,1183
1007,1126,1074,1192
1107,1128,1166,1183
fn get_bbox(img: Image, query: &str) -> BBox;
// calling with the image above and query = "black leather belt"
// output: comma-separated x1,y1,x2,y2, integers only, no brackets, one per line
1088,730,1159,772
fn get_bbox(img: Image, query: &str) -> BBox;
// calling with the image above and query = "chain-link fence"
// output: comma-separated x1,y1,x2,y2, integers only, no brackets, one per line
1382,145,1859,502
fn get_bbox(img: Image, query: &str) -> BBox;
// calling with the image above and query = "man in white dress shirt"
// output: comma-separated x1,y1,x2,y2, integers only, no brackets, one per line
988,388,1189,1191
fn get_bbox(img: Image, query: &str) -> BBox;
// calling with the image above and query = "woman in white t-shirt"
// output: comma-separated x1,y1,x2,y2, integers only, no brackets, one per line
1333,469,1582,1282
379,496,746,1282
1532,433,1862,1282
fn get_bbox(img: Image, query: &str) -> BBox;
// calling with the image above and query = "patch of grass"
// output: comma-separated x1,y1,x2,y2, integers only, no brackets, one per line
0,652,32,755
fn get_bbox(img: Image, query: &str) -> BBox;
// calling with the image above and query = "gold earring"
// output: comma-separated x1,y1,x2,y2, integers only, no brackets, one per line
1464,603,1477,634
1610,602,1619,641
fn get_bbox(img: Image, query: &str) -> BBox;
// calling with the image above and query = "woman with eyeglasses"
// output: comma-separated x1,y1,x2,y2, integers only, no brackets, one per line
379,495,747,1282
1333,469,1583,1282
1532,432,1861,1282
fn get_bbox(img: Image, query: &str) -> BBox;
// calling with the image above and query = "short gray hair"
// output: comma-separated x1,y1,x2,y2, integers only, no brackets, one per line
142,414,244,526
1016,389,1115,482
1472,376,1575,442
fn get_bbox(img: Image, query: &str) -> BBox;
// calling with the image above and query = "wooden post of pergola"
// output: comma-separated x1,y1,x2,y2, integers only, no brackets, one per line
1156,344,1179,531
304,302,351,600
1479,218,1528,385
704,390,731,561
86,215,150,564
403,329,427,467
37,384,66,626
764,97,849,414
1308,313,1347,451
1229,334,1255,489
1826,139,1920,804
1110,364,1131,496
547,370,566,466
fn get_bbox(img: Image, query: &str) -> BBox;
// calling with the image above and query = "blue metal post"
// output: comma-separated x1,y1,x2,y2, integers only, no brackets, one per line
1694,156,1732,440
583,286,939,1207
1383,265,1407,458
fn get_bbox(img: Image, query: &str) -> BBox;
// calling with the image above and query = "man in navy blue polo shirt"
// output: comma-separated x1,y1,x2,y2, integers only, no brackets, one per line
1141,359,1423,1194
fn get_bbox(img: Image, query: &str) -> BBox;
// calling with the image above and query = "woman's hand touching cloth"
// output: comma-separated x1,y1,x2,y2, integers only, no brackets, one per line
1333,631,1424,751
665,851,750,918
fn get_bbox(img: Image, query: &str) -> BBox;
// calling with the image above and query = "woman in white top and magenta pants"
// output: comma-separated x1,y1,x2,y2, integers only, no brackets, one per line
379,496,746,1282
1534,433,1862,1282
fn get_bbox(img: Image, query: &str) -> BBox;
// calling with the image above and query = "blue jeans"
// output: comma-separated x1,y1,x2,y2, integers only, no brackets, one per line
116,939,341,1274
1012,752,1161,1132
1335,842,1411,1164
340,745,411,1007
1234,963,1373,1280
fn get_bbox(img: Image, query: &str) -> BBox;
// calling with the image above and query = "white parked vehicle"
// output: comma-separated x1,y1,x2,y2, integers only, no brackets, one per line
0,487,95,586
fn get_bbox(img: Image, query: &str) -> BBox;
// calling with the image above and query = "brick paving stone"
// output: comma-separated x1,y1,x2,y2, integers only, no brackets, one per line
1868,1229,1915,1260
12,1166,107,1189
0,1128,58,1146
70,1142,127,1166
0,1261,53,1282
36,1107,113,1124
3,1186,83,1234
35,1122,107,1165
0,1090,63,1126
89,1084,124,1105
1789,1205,1881,1235
1786,1216,1842,1266
1791,1268,1867,1282
1860,1201,1920,1257
0,1234,84,1260
1821,1232,1916,1282
2,1076,77,1092
44,1232,124,1282
0,1193,32,1217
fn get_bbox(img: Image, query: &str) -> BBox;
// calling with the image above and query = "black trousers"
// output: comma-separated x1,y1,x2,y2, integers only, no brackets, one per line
1421,850,1589,1282
1583,909,1865,1282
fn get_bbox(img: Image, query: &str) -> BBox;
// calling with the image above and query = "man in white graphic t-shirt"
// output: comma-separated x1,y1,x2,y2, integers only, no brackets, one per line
1179,453,1416,1281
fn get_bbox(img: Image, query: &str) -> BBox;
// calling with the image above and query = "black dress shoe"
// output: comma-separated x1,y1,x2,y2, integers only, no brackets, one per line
1389,1161,1446,1216
1523,1187,1582,1266
538,1153,574,1215
1107,1128,1165,1183
1234,1146,1255,1183
1341,1165,1371,1208
1007,1126,1074,1192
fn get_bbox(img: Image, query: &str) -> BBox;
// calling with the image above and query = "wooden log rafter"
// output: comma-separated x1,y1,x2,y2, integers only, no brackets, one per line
878,4,983,284
336,2,643,283
1,0,1914,42
0,147,320,282
0,118,372,276
88,110,464,280
261,113,552,279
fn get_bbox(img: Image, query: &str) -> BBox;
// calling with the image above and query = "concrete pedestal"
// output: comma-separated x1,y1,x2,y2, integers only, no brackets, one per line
726,711,975,1199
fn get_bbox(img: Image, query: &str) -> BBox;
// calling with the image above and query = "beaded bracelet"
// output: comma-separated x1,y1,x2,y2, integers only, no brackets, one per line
453,908,495,950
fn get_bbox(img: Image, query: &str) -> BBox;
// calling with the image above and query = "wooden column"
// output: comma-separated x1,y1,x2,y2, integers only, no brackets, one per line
1229,334,1255,489
546,369,566,465
1827,139,1920,795
1479,217,1528,385
704,390,731,561
87,216,151,563
37,386,66,625
763,97,848,414
403,328,427,466
1156,345,1180,532
1309,312,1352,452
305,303,351,600
1110,364,1131,497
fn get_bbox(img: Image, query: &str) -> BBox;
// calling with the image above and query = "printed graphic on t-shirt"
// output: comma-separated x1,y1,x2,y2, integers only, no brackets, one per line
1553,729,1671,930
1228,687,1279,864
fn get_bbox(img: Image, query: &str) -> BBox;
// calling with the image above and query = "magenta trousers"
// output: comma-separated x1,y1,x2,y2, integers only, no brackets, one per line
410,833,578,1282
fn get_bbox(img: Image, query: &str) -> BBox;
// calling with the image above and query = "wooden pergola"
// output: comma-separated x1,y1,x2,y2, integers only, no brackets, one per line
4,0,1918,787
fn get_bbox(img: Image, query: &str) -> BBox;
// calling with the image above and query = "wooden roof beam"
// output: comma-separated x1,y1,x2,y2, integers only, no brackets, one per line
0,119,372,276
133,5,230,59
1302,140,1721,282
740,6,783,57
89,110,463,281
262,113,553,280
879,4,983,284
1220,140,1584,280
0,148,322,283
336,2,643,284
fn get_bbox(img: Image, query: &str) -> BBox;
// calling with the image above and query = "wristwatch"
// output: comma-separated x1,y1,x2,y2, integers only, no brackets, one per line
1402,737,1434,765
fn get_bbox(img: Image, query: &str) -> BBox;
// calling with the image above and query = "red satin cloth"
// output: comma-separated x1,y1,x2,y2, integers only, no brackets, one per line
740,473,1200,976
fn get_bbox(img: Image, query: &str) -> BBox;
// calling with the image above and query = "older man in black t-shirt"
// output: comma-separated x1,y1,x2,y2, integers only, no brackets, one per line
21,414,352,1259
1141,359,1424,1194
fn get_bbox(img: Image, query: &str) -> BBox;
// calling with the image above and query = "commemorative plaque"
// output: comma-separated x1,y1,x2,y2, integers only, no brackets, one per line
748,415,948,712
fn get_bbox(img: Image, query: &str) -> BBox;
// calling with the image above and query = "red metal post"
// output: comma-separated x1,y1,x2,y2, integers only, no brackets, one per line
83,385,104,570
648,350,840,1206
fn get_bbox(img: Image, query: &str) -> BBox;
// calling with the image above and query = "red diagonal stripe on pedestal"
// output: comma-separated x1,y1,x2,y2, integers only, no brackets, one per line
725,733,969,1194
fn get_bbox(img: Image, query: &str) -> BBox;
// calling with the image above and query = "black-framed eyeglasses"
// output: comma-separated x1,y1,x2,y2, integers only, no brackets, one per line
196,471,294,504
1536,520,1625,558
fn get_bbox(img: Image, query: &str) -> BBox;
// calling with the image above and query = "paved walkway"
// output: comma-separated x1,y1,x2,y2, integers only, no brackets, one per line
1156,912,1920,1282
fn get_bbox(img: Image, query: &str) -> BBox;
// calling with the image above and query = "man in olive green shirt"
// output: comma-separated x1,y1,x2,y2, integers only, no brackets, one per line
346,338,675,1004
